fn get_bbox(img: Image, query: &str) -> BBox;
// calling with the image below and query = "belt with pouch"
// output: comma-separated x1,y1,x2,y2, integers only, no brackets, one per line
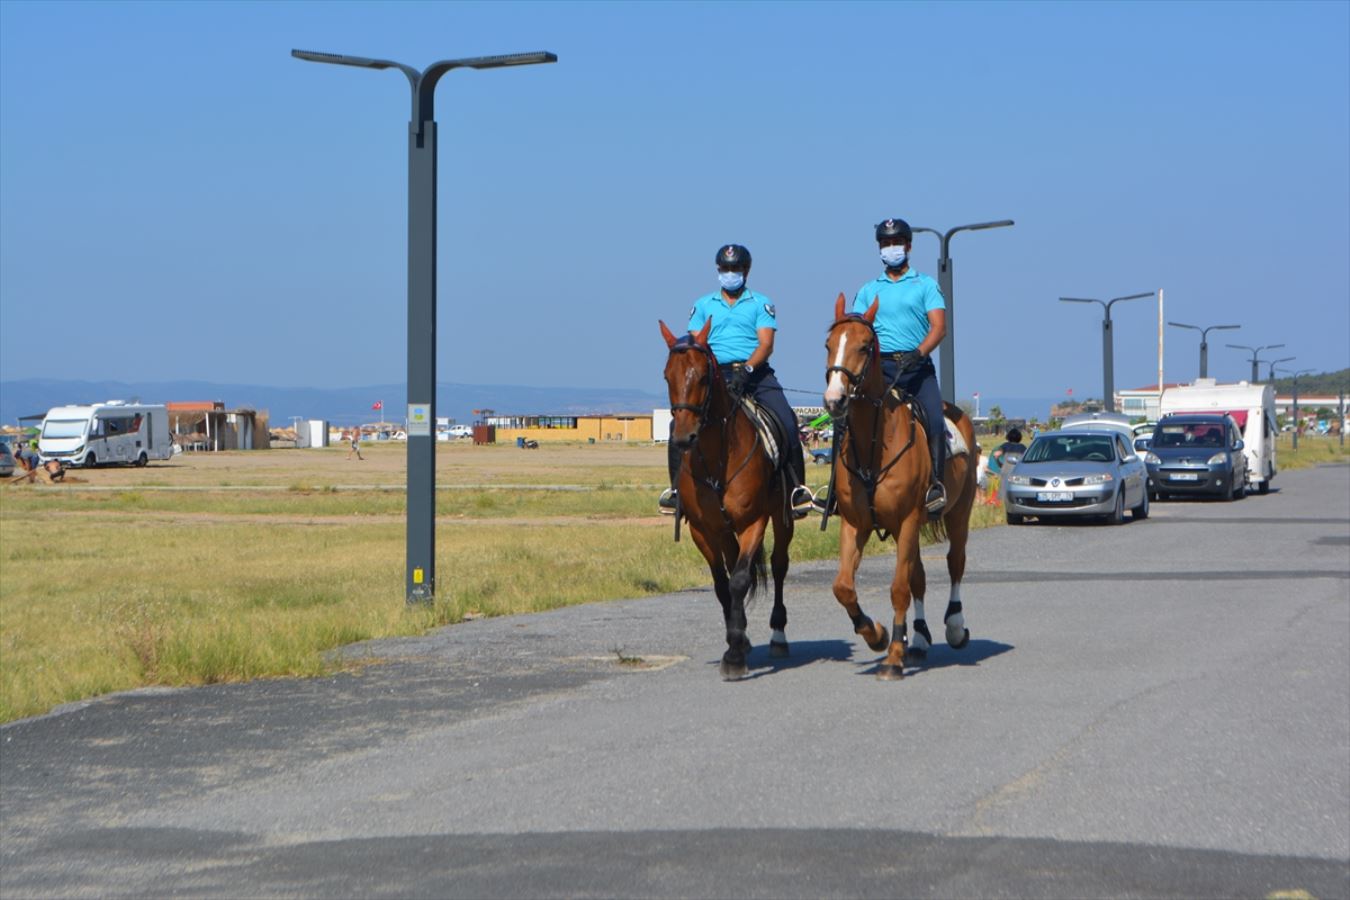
883,351,929,373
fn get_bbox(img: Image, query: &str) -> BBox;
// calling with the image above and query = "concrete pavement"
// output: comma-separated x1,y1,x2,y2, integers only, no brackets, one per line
3,465,1347,898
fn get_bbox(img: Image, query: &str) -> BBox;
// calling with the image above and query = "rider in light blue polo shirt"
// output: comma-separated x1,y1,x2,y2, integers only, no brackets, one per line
660,243,812,517
852,218,949,517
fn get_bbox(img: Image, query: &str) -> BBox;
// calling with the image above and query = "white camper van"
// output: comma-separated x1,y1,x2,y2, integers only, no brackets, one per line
1159,380,1277,493
39,402,173,468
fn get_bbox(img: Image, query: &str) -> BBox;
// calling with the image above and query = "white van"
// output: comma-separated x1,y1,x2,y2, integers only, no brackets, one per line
1159,380,1277,494
39,402,173,468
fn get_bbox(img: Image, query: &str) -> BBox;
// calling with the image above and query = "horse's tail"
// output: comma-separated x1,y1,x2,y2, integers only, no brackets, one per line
745,543,767,603
921,516,948,545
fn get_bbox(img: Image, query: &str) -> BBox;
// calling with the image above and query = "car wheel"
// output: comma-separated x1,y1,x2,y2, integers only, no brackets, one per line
1258,480,1270,495
1006,512,1024,525
1132,487,1149,520
135,452,148,467
1108,489,1125,525
84,453,96,468
1223,478,1235,502
1234,478,1246,499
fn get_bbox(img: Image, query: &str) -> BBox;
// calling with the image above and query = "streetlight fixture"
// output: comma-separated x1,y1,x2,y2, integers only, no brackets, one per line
293,47,557,604
1267,356,1295,382
1289,369,1315,451
1167,321,1240,379
1226,343,1285,383
910,220,1015,405
1059,292,1154,413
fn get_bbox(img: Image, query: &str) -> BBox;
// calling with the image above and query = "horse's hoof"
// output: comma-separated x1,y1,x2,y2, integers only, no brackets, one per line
769,640,789,659
866,625,890,653
875,663,904,681
720,660,749,680
948,627,970,650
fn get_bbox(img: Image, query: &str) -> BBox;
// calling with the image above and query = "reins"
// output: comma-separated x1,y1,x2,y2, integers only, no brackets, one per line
666,340,765,541
822,315,920,542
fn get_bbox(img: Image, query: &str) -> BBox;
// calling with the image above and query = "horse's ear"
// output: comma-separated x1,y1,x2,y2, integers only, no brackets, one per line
864,298,880,323
834,293,847,321
659,320,678,348
693,317,712,347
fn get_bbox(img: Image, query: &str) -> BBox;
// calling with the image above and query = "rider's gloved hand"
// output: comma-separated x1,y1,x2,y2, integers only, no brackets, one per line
727,366,751,398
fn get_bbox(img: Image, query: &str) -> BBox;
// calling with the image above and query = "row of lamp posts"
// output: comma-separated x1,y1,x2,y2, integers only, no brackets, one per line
291,47,1328,602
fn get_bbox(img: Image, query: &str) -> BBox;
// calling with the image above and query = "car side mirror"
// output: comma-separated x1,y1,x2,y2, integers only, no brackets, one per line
1233,439,1245,451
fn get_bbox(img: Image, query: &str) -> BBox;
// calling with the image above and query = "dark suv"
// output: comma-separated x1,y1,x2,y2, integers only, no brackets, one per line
1145,414,1249,501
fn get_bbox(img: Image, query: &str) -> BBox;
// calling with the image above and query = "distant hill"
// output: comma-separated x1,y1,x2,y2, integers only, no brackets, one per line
0,379,668,429
1269,368,1349,397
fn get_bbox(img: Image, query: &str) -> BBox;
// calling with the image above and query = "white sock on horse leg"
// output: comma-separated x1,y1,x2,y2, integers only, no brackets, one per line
945,582,966,643
911,600,931,651
771,628,787,646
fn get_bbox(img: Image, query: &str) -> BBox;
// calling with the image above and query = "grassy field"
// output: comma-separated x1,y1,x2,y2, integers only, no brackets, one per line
0,441,1012,722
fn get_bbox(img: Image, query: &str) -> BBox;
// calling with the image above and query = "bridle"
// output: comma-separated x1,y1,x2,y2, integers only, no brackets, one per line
666,336,720,430
664,335,764,537
822,314,918,542
825,314,881,409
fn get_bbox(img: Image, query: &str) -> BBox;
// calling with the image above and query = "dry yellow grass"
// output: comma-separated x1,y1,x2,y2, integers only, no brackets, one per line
0,441,1005,722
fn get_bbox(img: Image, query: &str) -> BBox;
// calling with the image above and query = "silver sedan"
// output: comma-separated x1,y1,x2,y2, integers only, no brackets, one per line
1003,430,1149,525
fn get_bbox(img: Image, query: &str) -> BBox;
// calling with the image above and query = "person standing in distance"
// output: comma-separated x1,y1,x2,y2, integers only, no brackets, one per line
852,218,949,516
660,243,813,517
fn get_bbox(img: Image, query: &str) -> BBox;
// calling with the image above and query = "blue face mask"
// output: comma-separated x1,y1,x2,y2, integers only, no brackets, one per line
718,271,745,292
880,246,907,268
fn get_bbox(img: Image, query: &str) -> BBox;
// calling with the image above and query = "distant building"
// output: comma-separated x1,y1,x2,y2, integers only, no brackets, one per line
167,401,268,450
482,413,653,444
1113,384,1189,421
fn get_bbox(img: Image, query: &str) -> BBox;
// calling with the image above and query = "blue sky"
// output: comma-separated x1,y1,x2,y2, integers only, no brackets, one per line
2,0,1346,417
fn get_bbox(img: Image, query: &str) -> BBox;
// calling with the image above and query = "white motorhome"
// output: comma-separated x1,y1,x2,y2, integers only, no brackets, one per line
39,402,173,468
1159,379,1277,493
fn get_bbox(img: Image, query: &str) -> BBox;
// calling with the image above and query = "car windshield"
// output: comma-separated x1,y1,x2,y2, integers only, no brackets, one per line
1153,424,1225,449
1023,435,1117,464
42,419,87,439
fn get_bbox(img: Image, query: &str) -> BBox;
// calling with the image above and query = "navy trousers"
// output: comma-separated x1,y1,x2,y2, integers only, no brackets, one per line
667,365,805,490
881,358,945,486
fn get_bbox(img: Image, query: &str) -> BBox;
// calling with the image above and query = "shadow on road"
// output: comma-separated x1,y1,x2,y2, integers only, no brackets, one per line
857,638,1015,678
702,638,857,680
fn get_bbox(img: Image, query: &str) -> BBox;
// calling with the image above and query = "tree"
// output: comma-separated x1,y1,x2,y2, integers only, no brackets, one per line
988,405,1006,434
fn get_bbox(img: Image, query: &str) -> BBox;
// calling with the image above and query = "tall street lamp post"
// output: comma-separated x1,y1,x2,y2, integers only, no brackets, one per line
1226,343,1285,383
1166,321,1239,379
293,48,557,604
1289,369,1315,451
910,220,1014,405
1059,292,1153,413
1267,357,1295,382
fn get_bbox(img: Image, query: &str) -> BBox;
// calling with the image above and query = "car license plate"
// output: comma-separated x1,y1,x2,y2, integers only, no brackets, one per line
1170,472,1199,481
1037,491,1074,502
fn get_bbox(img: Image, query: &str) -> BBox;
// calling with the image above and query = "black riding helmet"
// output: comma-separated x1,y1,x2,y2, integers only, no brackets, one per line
715,244,752,270
874,218,912,245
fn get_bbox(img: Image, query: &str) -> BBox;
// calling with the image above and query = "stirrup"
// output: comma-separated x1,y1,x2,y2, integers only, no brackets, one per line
925,482,947,518
790,484,814,519
658,488,677,516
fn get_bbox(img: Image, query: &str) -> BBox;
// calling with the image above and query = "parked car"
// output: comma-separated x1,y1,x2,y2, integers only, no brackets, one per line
1003,429,1149,525
0,440,15,477
1132,422,1157,452
1060,411,1135,445
1145,414,1249,501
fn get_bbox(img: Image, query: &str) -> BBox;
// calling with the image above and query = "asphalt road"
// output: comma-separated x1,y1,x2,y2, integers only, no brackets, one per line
3,466,1348,899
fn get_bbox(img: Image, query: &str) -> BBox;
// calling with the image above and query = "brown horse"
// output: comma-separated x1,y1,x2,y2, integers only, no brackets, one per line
661,318,794,680
820,293,978,680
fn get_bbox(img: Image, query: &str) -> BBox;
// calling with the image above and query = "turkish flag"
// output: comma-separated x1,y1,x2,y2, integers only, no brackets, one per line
372,401,383,411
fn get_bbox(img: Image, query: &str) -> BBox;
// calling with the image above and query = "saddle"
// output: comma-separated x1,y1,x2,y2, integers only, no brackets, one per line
885,387,970,458
736,395,788,471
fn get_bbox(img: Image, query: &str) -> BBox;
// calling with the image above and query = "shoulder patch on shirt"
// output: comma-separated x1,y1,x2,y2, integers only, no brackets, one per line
763,303,776,317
